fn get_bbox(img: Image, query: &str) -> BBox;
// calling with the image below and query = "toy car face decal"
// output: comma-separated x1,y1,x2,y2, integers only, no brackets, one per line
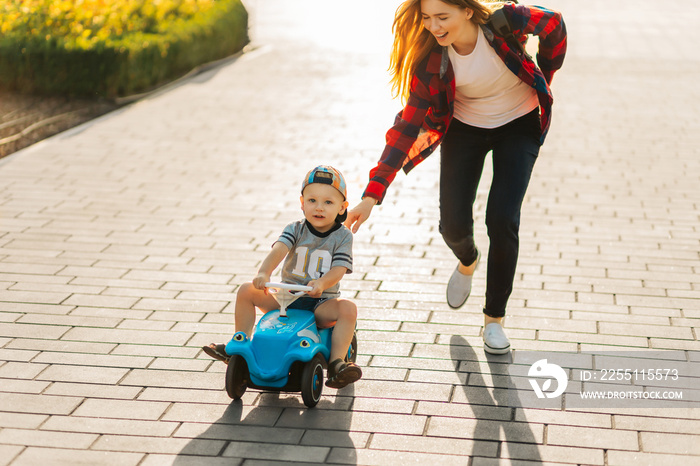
276,323,297,334
260,315,298,334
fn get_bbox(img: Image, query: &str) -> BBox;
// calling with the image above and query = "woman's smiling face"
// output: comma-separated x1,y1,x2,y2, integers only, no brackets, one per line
420,0,474,49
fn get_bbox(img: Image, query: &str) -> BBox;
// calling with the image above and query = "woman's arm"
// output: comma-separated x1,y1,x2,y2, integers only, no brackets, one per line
507,4,567,84
362,73,435,205
351,57,446,233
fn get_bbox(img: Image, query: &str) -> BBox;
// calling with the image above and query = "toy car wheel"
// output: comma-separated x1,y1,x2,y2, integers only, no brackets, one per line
346,332,358,363
301,353,324,408
225,355,249,400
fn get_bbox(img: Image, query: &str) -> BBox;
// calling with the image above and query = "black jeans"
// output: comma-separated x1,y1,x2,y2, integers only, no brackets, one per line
439,109,541,318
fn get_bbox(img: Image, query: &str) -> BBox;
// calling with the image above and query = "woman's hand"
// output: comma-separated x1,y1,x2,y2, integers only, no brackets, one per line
344,197,377,233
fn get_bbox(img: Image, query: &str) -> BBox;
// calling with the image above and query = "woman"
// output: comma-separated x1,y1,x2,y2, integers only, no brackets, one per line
345,0,566,354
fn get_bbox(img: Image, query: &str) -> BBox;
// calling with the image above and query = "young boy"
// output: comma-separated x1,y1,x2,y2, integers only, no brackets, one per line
203,165,362,389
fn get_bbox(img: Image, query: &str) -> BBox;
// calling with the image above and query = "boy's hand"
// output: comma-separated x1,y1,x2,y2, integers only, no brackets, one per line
252,273,271,292
306,280,324,298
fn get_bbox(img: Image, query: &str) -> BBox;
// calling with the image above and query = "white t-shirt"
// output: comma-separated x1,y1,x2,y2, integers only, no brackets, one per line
448,27,538,128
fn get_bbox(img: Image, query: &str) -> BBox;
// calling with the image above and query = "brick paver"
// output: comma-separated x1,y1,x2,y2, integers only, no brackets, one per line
0,0,698,464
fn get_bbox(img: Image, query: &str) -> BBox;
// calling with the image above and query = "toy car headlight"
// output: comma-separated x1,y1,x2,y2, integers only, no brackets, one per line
299,339,311,348
233,332,247,342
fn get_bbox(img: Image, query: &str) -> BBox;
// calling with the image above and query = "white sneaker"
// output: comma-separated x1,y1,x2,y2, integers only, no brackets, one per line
483,322,511,354
446,252,480,309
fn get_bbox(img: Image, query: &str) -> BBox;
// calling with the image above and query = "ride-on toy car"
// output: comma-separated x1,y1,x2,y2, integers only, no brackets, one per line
223,282,358,408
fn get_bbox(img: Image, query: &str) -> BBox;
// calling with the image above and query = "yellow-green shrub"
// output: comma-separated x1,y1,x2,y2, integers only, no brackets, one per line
0,0,248,97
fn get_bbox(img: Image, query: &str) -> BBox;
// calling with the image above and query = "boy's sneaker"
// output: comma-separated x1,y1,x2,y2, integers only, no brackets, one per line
325,358,362,389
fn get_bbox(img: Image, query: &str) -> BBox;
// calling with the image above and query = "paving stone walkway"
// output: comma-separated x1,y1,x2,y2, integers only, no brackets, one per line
0,0,698,464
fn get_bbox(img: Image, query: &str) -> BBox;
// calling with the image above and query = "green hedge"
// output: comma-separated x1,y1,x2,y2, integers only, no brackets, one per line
0,0,248,98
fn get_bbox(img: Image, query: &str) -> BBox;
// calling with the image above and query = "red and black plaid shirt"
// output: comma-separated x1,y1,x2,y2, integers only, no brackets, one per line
364,4,567,203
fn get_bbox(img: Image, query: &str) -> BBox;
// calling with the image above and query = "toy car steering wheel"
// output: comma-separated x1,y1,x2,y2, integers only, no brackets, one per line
265,282,313,317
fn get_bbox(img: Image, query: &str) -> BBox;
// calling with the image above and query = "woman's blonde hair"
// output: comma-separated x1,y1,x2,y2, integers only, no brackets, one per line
390,0,499,103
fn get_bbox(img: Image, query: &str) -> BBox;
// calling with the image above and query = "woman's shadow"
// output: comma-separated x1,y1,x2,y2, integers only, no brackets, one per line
172,383,357,465
450,335,543,464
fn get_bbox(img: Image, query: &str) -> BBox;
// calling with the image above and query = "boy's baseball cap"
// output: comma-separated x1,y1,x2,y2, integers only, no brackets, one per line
301,165,347,200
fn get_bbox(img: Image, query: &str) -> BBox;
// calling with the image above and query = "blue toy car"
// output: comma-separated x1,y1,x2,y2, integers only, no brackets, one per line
224,282,358,408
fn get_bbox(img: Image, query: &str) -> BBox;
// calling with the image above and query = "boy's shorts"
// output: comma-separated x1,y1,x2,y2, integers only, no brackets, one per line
291,296,331,312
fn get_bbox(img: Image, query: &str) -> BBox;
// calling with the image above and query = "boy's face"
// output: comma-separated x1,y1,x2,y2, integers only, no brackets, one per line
300,183,348,233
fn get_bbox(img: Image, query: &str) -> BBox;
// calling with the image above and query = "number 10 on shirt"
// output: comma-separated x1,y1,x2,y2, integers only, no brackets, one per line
290,246,333,279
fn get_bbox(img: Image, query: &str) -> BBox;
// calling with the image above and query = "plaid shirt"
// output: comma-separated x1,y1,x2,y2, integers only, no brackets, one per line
364,4,567,203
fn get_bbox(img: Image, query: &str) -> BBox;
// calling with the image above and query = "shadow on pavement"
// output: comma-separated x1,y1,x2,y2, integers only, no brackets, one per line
172,383,357,465
450,335,542,464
